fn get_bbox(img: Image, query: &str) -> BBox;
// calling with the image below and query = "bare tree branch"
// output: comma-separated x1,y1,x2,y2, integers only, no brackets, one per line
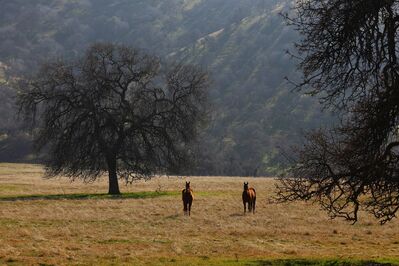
17,43,209,194
277,0,399,224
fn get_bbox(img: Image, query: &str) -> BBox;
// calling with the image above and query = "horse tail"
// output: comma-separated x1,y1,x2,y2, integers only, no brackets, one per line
251,188,256,213
253,194,256,213
251,188,256,198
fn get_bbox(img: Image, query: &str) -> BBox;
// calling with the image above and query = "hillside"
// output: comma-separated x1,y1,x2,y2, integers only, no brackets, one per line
0,0,330,175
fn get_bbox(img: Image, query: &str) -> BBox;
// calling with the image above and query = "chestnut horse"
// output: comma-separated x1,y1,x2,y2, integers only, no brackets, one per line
182,181,194,216
242,182,256,214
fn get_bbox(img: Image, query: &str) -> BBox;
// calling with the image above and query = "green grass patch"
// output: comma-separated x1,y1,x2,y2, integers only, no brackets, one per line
262,259,398,266
0,191,180,201
92,258,398,266
144,258,398,266
249,259,397,266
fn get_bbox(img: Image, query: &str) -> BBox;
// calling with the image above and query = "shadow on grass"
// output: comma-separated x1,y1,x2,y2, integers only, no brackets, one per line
0,190,227,202
229,212,244,217
144,258,399,266
0,191,180,201
251,259,396,266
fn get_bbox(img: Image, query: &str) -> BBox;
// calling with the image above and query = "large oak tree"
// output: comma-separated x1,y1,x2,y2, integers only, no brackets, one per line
277,0,399,223
17,43,208,194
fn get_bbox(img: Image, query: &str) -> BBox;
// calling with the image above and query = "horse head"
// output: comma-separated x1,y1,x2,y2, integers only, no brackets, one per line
243,182,249,191
186,181,191,190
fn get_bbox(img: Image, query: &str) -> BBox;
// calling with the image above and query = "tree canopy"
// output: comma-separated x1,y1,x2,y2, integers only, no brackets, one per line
277,0,399,223
17,43,209,194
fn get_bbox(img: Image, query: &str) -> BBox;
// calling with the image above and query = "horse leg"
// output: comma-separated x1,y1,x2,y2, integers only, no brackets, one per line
188,201,192,216
183,201,187,215
253,199,256,214
243,202,246,214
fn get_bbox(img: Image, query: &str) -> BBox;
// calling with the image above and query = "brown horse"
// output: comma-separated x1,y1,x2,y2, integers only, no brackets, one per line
242,182,256,214
182,181,194,216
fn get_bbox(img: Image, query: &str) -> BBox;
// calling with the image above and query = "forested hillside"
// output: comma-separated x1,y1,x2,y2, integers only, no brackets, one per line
0,0,330,176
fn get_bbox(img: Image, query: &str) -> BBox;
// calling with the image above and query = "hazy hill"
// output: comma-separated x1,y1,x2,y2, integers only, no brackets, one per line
0,0,330,175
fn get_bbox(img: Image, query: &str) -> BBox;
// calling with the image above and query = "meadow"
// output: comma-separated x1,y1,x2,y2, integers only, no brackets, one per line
0,163,398,265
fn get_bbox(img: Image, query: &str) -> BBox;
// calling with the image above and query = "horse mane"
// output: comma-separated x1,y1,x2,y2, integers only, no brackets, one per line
183,188,194,199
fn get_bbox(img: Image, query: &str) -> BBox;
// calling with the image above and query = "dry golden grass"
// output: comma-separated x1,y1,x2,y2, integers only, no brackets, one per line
0,163,398,265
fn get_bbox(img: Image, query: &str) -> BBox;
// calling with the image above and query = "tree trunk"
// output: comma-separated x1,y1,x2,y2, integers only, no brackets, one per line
107,155,120,195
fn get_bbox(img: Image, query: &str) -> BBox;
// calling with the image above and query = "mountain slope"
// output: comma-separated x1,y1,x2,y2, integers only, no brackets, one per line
0,0,330,175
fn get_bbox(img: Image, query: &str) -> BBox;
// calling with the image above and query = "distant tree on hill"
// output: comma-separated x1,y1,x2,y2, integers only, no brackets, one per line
276,0,399,223
17,43,209,194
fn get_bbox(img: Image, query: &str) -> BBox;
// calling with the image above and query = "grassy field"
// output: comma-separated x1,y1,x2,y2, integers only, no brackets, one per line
0,163,398,265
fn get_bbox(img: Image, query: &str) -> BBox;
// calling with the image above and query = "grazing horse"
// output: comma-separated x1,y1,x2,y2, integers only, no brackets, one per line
242,182,256,214
182,181,194,216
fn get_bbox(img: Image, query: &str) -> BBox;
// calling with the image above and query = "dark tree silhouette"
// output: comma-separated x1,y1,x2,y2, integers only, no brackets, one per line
276,0,399,223
17,43,209,194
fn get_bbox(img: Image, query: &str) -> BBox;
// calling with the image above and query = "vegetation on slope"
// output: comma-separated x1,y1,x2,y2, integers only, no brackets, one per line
0,0,332,175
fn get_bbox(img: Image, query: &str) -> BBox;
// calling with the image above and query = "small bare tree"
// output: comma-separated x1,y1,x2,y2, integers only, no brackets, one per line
277,0,399,223
17,43,209,194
